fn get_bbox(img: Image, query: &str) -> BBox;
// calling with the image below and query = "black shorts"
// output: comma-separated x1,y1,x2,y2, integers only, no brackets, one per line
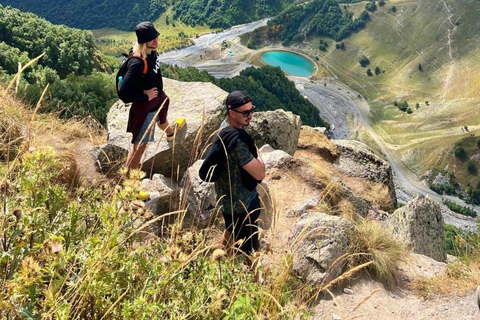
222,196,261,255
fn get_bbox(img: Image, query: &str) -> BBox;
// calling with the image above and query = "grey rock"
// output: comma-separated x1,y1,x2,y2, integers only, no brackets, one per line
432,172,450,186
141,174,179,217
180,160,217,228
334,140,396,210
257,181,274,230
343,288,354,295
259,144,293,172
312,127,328,135
92,144,128,177
291,212,353,285
387,195,446,262
476,286,480,310
103,78,226,178
286,196,320,217
248,109,301,156
338,181,374,218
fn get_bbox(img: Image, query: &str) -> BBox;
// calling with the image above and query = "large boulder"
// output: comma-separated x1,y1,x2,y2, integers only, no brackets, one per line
387,195,446,262
333,140,396,210
247,109,301,156
101,78,226,178
180,160,217,228
291,212,353,285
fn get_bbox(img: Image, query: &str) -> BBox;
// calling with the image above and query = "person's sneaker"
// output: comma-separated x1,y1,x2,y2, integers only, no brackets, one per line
136,190,149,201
166,117,186,141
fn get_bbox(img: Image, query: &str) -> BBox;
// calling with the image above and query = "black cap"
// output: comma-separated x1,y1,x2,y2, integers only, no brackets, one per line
226,91,252,110
135,22,159,44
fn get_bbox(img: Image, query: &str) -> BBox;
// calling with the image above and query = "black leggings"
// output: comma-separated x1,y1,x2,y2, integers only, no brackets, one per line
222,196,261,255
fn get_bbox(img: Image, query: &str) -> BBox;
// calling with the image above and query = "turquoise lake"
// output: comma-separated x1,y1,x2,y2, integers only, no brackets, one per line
261,51,315,77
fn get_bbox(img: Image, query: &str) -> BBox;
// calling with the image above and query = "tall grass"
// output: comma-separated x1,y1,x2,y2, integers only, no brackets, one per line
347,219,408,287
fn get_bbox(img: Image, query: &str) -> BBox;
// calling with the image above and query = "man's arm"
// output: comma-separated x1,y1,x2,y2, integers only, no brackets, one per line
242,146,265,181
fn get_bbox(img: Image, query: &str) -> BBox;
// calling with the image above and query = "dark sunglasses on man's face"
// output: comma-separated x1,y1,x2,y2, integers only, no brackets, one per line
231,105,256,117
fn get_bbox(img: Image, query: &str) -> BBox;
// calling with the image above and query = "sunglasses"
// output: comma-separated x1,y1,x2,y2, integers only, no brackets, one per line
230,105,256,117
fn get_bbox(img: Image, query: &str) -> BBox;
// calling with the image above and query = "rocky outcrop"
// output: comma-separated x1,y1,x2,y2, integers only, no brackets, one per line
100,78,226,178
334,140,396,210
298,126,338,162
259,144,293,172
286,196,320,217
180,160,217,228
291,212,353,285
387,195,446,262
247,109,301,156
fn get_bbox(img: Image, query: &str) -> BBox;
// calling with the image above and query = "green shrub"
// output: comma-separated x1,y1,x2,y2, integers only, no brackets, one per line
467,160,477,174
454,146,467,161
443,199,476,218
359,55,370,67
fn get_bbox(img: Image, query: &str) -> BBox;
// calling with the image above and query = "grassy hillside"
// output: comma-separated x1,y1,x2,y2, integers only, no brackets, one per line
297,0,480,189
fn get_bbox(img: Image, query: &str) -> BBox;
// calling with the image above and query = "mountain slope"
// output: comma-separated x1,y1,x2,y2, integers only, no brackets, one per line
0,0,166,30
293,0,480,192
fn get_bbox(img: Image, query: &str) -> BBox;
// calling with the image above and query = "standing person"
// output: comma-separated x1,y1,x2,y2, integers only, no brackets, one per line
119,21,185,176
200,91,265,256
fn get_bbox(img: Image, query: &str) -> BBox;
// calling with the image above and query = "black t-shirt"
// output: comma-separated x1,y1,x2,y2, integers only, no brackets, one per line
118,51,163,104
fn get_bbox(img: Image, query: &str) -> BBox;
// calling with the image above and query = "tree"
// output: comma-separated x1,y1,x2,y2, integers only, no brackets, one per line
455,146,467,161
340,42,345,50
359,55,370,67
366,68,373,76
415,103,420,109
379,0,386,6
365,2,377,12
467,160,477,175
374,66,381,75
397,100,409,112
418,63,423,71
391,6,397,13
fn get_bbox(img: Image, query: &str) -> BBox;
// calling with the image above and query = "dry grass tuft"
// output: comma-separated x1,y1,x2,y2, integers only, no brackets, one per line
361,182,392,212
298,126,338,161
348,219,408,287
53,151,80,188
411,259,480,299
0,107,24,161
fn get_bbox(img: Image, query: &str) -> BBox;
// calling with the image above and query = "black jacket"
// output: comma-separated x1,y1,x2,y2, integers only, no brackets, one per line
118,50,163,104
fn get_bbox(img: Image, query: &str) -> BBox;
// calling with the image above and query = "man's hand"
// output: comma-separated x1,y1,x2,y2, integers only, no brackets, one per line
144,88,158,101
